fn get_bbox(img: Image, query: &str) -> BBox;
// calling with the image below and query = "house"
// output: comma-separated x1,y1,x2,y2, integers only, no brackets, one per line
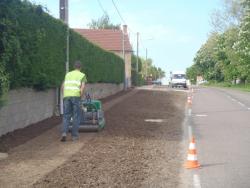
74,25,133,88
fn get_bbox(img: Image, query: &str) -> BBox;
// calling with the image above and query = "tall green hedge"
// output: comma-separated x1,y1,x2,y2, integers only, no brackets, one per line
131,54,144,86
0,0,124,103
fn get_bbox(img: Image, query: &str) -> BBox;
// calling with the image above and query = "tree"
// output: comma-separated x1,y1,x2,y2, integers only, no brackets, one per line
157,67,165,79
88,14,120,29
131,54,144,86
234,0,250,82
221,27,240,83
147,65,165,81
193,33,224,81
188,0,249,85
211,0,244,32
186,65,199,84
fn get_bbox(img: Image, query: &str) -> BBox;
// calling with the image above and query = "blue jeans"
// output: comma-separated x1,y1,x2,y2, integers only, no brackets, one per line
62,97,81,138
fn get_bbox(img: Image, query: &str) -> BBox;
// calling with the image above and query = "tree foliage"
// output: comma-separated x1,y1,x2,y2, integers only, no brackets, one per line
140,58,165,80
234,0,250,82
131,54,165,86
88,14,120,29
211,0,244,32
187,0,249,85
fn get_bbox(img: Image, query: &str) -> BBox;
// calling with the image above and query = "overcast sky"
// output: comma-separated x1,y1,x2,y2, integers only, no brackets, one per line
32,0,221,83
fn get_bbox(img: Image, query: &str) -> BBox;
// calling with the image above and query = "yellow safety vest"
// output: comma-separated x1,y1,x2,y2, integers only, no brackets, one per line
63,70,86,98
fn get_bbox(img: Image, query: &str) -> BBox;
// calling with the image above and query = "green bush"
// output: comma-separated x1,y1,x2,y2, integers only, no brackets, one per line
0,0,124,104
0,66,9,106
131,54,144,86
131,70,144,86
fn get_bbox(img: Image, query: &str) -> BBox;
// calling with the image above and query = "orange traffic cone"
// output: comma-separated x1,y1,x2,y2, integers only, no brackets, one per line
184,137,200,169
187,96,192,105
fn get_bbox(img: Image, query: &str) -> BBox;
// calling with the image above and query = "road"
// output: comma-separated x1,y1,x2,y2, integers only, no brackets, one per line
2,85,249,187
185,87,250,188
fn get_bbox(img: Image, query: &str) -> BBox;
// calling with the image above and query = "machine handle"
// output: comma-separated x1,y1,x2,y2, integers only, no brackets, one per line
85,93,91,103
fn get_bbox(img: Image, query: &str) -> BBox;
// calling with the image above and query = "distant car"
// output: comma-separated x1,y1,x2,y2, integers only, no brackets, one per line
152,80,162,85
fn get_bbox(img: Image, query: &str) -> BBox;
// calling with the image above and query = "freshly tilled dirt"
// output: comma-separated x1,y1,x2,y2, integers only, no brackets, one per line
0,117,61,153
33,89,186,188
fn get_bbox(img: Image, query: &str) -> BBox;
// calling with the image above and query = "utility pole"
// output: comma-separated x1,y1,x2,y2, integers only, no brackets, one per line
145,48,148,78
136,32,139,73
59,0,69,115
60,0,69,73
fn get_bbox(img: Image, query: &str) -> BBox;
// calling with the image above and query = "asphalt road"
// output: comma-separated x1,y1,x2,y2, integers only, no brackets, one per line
187,87,250,188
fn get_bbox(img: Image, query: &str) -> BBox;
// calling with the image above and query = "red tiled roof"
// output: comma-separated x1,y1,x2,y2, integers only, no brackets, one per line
74,28,133,52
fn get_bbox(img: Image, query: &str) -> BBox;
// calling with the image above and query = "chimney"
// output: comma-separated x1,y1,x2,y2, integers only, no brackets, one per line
123,25,127,34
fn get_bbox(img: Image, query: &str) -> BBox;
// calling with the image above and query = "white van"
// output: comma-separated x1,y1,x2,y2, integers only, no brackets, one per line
170,71,187,88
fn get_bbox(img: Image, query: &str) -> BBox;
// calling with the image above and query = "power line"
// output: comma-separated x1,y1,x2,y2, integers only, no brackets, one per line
97,0,107,15
109,0,149,54
140,38,146,50
95,0,148,47
111,0,126,24
110,0,138,36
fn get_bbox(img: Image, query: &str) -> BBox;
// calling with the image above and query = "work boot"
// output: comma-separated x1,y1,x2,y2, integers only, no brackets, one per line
60,133,67,142
60,136,66,142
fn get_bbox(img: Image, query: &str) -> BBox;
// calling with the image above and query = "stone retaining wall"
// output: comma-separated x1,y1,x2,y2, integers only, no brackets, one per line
0,83,124,136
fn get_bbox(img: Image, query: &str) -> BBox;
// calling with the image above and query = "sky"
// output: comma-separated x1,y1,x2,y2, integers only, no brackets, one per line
31,0,221,83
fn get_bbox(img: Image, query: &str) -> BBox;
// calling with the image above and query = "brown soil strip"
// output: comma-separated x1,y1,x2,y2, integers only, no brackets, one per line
0,116,61,152
33,89,186,188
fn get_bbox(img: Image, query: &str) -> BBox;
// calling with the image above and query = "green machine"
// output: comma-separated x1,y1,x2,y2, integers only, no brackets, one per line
70,93,105,131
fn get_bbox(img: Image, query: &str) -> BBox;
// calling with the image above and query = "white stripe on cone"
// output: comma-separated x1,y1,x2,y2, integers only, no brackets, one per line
187,154,198,161
189,143,196,150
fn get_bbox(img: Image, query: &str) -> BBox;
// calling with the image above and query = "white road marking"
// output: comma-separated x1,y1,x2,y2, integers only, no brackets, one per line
248,108,250,110
231,98,236,102
238,102,245,107
193,174,201,188
144,119,164,123
196,114,208,117
188,154,198,160
185,102,201,188
188,125,193,140
172,89,189,93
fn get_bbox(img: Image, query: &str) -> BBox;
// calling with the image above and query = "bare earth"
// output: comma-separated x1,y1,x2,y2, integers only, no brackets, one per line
0,87,186,188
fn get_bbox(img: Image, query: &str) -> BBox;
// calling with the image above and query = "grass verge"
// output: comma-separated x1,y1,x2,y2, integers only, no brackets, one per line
204,82,250,92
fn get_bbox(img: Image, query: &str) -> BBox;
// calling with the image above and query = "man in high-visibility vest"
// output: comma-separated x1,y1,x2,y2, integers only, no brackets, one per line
61,61,87,142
